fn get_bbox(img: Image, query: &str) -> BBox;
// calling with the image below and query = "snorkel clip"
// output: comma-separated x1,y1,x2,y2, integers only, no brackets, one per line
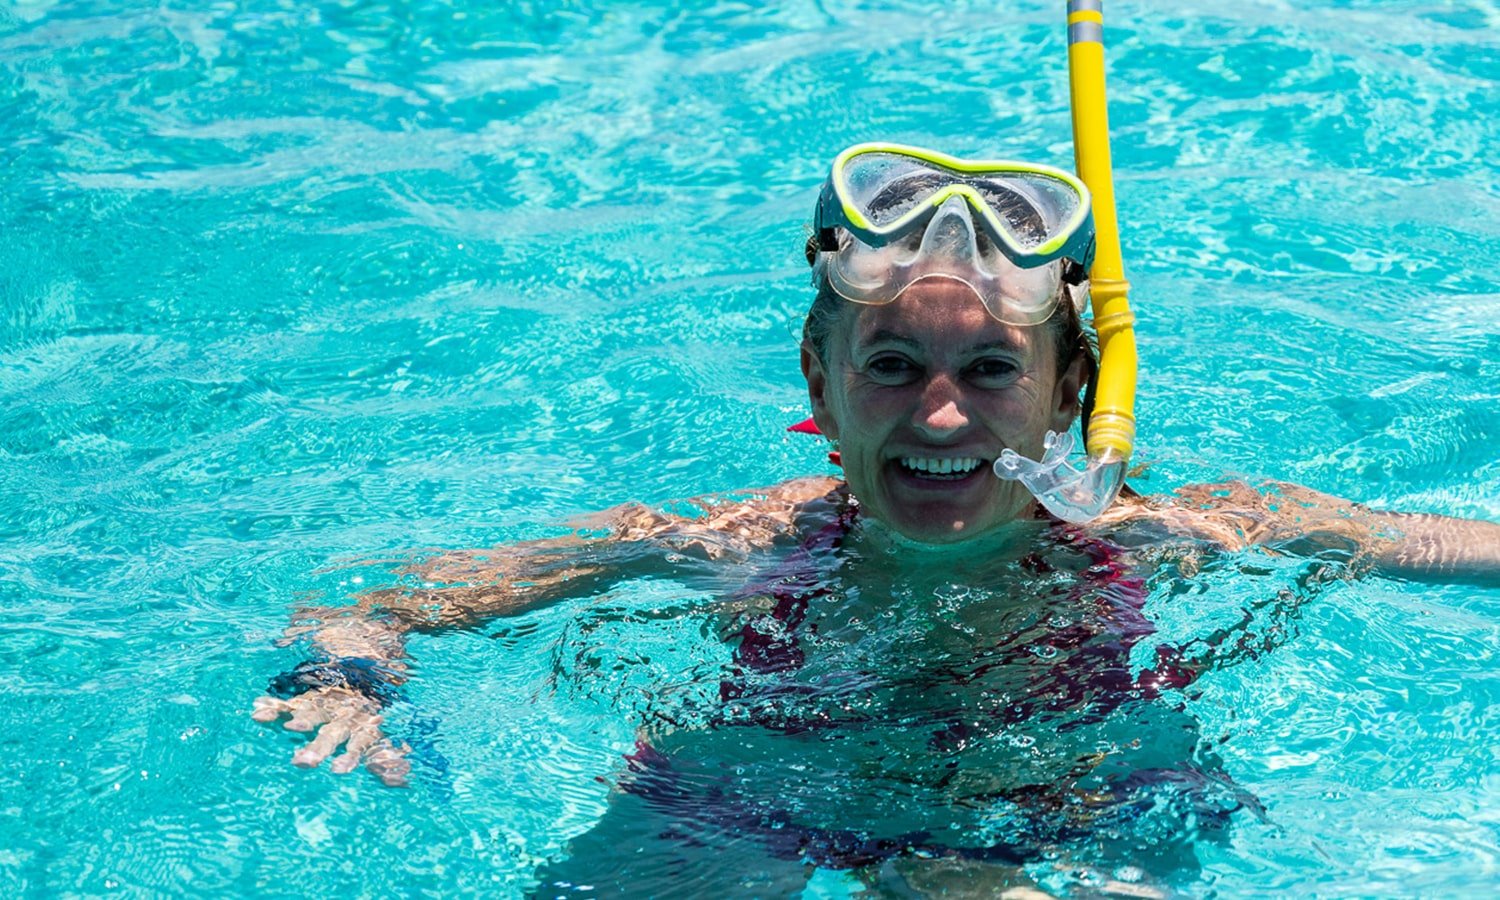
994,430,1125,524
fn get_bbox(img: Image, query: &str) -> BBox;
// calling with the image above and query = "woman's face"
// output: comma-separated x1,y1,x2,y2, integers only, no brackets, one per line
802,280,1084,543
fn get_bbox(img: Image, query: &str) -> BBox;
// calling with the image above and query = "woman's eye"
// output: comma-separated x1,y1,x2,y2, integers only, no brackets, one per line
969,358,1019,381
867,356,917,379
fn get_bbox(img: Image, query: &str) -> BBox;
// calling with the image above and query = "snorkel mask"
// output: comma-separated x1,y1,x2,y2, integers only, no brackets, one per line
810,136,1137,523
812,143,1096,326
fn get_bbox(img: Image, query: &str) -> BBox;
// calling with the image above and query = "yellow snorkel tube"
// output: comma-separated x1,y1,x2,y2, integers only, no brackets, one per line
993,0,1137,522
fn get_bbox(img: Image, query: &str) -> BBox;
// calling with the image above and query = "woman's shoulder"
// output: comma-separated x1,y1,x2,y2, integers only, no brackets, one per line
577,477,847,559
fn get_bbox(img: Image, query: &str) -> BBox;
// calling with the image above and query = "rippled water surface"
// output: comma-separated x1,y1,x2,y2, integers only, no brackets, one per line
2,0,1498,896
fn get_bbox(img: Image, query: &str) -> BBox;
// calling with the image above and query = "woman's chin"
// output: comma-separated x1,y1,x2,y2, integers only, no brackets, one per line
863,474,1036,544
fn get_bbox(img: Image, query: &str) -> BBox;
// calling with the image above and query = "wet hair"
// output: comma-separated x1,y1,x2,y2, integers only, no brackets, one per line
801,231,1102,441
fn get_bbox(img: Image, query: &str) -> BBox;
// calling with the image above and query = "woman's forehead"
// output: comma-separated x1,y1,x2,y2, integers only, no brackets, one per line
843,293,1040,356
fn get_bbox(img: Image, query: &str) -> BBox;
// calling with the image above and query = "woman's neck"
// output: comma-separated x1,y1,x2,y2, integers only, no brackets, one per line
846,512,1051,570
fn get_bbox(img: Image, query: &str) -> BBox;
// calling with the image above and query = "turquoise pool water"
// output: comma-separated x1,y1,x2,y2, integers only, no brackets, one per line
3,0,1498,895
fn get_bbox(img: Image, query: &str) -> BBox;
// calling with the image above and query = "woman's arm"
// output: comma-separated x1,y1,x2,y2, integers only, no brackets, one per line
1120,480,1500,585
252,477,842,783
251,530,704,785
293,475,841,644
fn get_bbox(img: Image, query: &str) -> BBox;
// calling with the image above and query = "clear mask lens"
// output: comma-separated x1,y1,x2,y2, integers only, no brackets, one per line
827,195,1065,326
846,154,1085,253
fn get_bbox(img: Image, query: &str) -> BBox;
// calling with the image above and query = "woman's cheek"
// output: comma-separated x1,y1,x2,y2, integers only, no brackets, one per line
843,379,905,425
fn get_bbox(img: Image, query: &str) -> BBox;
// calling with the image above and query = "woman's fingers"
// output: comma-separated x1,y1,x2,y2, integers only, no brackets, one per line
328,724,412,788
255,691,412,784
250,696,291,723
329,718,384,774
283,706,329,733
292,715,354,768
364,741,412,787
255,687,409,781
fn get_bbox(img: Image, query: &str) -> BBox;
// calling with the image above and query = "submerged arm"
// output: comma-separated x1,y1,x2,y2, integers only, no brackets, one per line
296,475,841,647
252,530,679,785
254,477,840,782
1131,481,1500,586
1348,507,1500,583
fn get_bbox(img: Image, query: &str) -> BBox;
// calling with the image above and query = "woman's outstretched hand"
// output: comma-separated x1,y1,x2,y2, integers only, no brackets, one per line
252,686,412,786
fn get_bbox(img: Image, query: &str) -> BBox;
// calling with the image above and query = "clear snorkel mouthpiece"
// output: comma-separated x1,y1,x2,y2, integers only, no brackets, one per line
993,430,1126,524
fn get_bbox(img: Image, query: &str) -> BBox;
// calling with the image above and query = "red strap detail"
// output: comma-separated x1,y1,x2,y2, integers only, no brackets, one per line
788,417,840,467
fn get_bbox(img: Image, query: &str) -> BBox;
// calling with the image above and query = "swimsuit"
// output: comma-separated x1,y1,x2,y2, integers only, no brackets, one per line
608,499,1250,871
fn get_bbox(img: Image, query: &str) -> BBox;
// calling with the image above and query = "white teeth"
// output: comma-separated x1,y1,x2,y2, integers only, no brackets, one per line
900,457,983,474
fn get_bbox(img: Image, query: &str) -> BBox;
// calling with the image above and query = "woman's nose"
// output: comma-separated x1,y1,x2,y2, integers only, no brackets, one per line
913,374,969,438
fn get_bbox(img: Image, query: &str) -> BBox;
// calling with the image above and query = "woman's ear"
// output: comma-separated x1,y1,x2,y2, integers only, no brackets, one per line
800,342,840,440
1050,351,1088,434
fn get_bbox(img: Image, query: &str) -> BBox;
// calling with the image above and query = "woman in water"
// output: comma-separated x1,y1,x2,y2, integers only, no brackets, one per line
254,145,1500,894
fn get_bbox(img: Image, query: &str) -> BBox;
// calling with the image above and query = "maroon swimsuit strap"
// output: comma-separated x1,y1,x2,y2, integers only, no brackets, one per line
722,501,858,689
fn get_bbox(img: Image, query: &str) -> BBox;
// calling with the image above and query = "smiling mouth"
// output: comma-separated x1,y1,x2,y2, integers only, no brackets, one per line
897,456,988,482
